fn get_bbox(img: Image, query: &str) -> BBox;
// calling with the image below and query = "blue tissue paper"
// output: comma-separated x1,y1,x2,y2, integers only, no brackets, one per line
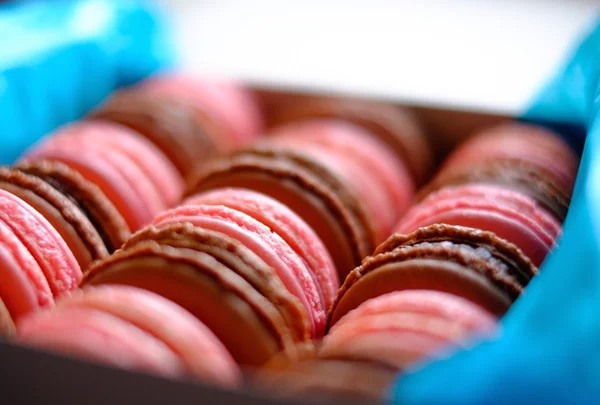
391,16,600,405
0,0,174,165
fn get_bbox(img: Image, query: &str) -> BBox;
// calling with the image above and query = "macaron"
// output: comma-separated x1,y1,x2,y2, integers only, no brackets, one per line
89,88,220,176
329,290,498,337
440,122,579,194
0,167,108,270
151,203,326,337
0,189,81,300
185,188,338,312
186,147,374,280
262,119,416,243
420,158,571,223
138,75,264,150
24,121,176,230
271,97,433,186
18,285,241,386
0,224,52,321
321,291,498,371
15,160,131,253
82,238,300,366
124,222,311,344
327,224,536,329
397,184,561,266
57,121,184,207
18,306,185,378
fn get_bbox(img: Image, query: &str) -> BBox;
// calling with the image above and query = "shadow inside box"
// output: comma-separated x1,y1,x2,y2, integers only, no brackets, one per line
0,340,375,405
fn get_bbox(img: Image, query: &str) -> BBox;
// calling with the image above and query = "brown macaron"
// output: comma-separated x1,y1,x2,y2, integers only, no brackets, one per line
271,97,433,186
0,167,108,270
186,147,374,280
124,223,312,343
420,158,571,223
89,89,222,176
15,160,131,254
82,238,300,366
327,224,536,330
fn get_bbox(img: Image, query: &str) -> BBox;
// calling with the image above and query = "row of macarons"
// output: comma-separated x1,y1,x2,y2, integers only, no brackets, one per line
0,75,579,399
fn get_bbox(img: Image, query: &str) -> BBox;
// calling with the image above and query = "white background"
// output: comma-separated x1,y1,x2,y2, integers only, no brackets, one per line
161,0,599,114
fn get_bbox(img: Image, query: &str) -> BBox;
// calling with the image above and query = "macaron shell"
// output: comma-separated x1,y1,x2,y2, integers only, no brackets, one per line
15,159,131,253
319,329,450,371
57,286,241,387
0,238,47,320
441,122,579,192
89,91,220,176
185,188,338,311
262,140,393,245
26,143,157,231
140,75,263,146
0,297,15,337
17,307,185,377
0,169,108,269
59,122,184,207
268,119,415,226
272,98,433,186
39,134,165,226
328,258,512,329
125,223,311,343
83,242,296,366
376,223,537,286
152,204,324,337
420,158,571,222
0,190,80,298
187,152,371,278
414,184,562,239
397,204,551,267
331,290,497,337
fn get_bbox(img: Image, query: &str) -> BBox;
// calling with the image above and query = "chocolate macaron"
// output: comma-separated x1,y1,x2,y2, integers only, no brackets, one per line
16,160,131,253
82,232,303,366
0,167,108,270
327,224,536,330
271,97,433,186
89,88,221,177
186,147,374,280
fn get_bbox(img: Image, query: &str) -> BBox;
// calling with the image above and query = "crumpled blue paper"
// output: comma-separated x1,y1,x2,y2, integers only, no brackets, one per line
391,16,600,405
0,0,173,165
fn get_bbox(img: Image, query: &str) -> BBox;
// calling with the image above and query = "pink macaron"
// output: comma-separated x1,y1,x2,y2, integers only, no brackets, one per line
320,290,498,370
18,306,185,378
264,119,416,243
140,75,264,150
152,203,326,337
440,122,579,194
26,285,241,386
24,122,181,230
185,188,339,311
396,184,561,266
0,190,80,302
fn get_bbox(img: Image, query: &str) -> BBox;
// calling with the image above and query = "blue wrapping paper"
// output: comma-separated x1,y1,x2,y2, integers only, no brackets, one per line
391,16,600,405
0,0,173,165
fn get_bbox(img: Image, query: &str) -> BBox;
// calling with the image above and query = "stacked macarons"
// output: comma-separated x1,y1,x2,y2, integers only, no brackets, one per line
187,103,431,280
90,75,264,175
0,79,582,401
80,188,338,366
0,77,266,383
311,122,578,385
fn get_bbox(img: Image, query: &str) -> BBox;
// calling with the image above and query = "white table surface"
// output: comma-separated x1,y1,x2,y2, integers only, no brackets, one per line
161,0,600,114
